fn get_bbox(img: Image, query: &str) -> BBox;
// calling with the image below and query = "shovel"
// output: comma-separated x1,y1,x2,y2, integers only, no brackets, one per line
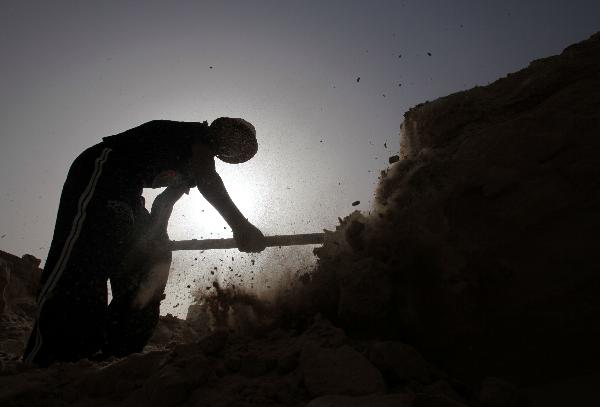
169,233,324,251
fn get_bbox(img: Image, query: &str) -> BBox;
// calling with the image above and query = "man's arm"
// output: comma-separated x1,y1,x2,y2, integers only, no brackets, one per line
191,143,266,252
149,185,189,237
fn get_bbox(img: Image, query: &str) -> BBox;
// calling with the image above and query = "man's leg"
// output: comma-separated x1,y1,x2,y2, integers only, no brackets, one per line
104,199,172,357
22,146,134,366
104,186,186,357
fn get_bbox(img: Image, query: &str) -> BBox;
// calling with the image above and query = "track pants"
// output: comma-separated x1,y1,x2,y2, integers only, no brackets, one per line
23,144,170,366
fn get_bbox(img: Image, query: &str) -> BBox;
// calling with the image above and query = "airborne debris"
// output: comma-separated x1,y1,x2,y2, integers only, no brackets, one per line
388,155,400,164
351,201,360,206
356,77,360,82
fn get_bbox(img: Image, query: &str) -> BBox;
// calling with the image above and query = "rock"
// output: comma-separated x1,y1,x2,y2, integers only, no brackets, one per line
277,349,300,375
148,322,171,345
307,393,413,407
197,329,228,355
303,314,347,347
78,350,169,398
423,380,465,403
0,261,10,316
344,219,365,251
0,339,22,355
140,353,211,407
337,259,394,329
414,393,469,407
301,343,385,397
239,352,276,377
479,377,523,407
369,341,432,384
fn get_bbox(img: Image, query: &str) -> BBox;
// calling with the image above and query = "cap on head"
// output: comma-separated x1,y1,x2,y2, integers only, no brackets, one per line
209,117,258,164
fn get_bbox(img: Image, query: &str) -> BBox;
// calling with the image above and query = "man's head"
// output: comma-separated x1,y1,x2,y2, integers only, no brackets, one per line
209,117,258,164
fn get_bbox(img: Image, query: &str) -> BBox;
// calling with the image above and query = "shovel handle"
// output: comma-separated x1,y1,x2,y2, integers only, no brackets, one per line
169,233,325,251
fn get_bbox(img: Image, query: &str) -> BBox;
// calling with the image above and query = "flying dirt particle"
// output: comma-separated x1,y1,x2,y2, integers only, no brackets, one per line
174,303,179,308
206,287,211,290
398,83,402,87
1,234,5,238
211,271,215,275
389,155,400,164
214,267,218,270
382,94,386,97
427,52,432,56
187,285,191,288
194,257,198,261
224,227,226,229
398,54,402,58
384,142,387,148
320,140,323,143
251,260,255,265
231,257,234,261
209,66,213,69
356,77,361,82
352,201,360,206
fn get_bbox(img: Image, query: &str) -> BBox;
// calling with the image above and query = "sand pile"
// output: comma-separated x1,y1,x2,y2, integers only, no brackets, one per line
1,32,600,406
308,32,600,384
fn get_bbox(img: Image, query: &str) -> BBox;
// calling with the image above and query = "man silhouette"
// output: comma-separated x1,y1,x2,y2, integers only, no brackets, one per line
24,118,266,366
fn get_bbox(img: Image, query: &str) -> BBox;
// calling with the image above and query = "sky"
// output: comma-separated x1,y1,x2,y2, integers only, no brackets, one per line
1,0,599,316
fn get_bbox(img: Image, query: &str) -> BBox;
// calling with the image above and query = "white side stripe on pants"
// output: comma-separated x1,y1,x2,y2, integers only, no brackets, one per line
25,147,112,363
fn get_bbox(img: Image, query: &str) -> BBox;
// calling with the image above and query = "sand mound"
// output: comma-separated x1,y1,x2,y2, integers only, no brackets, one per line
310,31,600,384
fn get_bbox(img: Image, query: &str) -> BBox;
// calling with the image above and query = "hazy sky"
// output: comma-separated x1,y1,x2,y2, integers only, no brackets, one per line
1,1,598,315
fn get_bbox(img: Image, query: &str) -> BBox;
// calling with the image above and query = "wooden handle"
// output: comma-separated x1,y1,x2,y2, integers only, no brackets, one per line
169,233,325,251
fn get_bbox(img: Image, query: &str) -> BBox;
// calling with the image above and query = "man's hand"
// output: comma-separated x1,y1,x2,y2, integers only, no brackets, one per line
233,222,267,253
